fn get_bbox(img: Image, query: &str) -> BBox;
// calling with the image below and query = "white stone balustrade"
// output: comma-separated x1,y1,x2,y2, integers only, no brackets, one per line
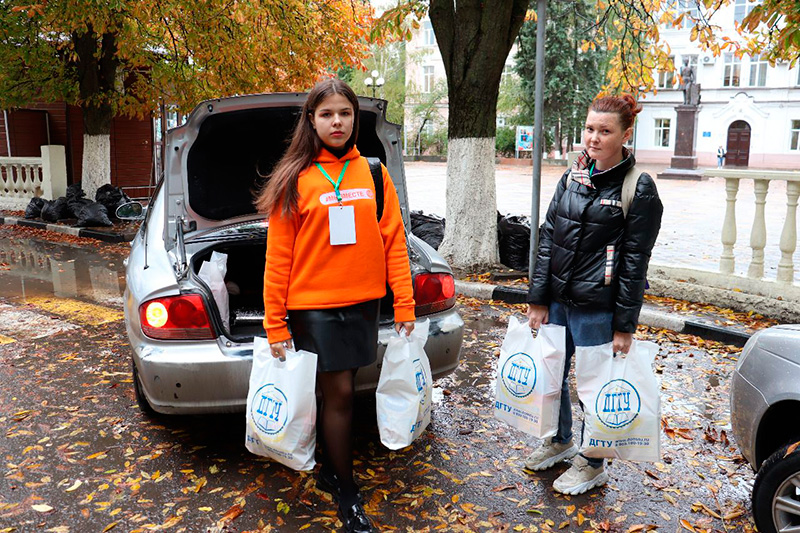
0,145,67,210
705,168,800,284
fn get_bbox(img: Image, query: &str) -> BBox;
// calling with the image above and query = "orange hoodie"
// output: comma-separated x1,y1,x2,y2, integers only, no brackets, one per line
263,146,416,344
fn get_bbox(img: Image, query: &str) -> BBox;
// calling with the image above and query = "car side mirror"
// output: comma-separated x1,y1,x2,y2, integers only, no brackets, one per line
116,201,146,220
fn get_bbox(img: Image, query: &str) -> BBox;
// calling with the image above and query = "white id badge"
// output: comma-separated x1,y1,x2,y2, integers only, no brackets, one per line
328,205,356,245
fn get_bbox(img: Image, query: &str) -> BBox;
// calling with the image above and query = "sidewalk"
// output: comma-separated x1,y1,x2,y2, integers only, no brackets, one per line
455,279,758,347
0,212,138,243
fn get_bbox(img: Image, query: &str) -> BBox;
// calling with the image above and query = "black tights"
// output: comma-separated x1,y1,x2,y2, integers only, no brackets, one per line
317,369,358,505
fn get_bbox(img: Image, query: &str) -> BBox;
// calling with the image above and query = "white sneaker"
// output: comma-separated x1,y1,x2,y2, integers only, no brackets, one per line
523,438,578,471
552,455,609,495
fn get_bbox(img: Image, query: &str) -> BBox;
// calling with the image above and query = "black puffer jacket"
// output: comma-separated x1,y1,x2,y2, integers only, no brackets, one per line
527,151,663,333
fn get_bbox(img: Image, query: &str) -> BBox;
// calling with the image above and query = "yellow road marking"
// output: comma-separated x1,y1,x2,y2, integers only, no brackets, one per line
0,333,16,345
25,297,124,326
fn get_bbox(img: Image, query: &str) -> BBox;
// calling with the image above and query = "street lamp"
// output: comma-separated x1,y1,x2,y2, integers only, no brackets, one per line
364,69,385,98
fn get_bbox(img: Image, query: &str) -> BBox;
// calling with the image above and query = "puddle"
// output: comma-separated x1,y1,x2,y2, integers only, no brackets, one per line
0,236,126,306
463,316,506,333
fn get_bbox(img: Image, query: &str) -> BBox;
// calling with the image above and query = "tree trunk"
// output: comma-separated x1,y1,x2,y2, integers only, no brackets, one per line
73,26,119,198
430,0,528,270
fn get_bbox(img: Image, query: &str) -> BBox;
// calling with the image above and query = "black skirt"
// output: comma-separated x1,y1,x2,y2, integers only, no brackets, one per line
288,299,380,373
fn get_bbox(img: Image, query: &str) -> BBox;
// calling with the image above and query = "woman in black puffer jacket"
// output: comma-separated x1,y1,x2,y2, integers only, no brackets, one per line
523,94,663,496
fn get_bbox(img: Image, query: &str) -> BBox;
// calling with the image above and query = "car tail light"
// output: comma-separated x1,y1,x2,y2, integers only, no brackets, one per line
414,272,456,316
139,294,216,340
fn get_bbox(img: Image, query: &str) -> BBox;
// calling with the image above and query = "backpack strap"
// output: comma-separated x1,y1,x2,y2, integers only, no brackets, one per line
366,157,384,221
621,165,640,218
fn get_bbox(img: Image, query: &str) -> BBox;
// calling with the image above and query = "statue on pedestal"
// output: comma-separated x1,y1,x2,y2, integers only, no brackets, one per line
679,59,698,106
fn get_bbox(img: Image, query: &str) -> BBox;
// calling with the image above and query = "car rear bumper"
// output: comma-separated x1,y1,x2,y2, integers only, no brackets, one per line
128,308,464,415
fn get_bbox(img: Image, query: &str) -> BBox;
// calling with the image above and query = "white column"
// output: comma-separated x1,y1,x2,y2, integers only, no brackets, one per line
720,178,739,274
40,145,67,199
748,179,769,279
777,181,800,283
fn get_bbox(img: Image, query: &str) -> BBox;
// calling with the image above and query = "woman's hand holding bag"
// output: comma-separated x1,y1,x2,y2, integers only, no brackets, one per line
376,319,433,450
245,337,318,471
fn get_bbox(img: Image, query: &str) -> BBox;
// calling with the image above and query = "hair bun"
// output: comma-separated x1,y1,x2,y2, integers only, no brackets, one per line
622,93,643,117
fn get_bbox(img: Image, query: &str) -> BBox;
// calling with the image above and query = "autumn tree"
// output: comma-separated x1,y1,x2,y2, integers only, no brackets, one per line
515,0,608,155
0,1,371,197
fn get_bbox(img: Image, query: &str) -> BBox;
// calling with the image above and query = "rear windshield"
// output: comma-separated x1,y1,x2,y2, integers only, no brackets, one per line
186,107,387,221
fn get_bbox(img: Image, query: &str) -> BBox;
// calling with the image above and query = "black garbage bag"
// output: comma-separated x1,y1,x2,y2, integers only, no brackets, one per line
410,210,445,250
75,202,113,227
66,196,93,219
40,197,69,222
66,182,85,201
498,214,531,271
24,197,46,219
95,184,130,218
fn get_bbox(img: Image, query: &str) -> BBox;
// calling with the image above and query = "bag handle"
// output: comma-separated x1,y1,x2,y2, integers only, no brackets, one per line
621,165,640,218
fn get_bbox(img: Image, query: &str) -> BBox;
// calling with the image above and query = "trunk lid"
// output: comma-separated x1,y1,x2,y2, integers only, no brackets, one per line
163,93,409,254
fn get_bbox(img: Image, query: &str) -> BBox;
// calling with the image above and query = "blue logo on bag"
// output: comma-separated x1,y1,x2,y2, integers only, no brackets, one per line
595,379,641,429
501,352,537,398
413,358,428,406
252,384,289,435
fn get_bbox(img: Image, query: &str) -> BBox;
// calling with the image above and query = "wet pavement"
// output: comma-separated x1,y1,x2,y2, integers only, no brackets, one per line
405,161,800,282
0,227,756,532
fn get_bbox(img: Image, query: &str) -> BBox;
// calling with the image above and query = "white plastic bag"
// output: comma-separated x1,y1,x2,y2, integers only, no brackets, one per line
576,340,661,462
376,319,433,450
198,251,229,328
245,337,317,471
494,318,566,438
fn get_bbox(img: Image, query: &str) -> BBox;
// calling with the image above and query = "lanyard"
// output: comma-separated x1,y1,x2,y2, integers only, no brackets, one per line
589,161,596,177
315,160,350,204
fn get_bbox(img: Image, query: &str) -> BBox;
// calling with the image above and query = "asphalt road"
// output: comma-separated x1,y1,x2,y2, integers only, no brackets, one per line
0,228,757,532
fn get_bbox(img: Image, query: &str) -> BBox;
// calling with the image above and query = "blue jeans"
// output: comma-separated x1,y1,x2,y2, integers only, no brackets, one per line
547,300,614,468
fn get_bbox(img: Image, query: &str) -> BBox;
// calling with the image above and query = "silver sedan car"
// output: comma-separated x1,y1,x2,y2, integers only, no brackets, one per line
730,324,800,533
120,93,464,415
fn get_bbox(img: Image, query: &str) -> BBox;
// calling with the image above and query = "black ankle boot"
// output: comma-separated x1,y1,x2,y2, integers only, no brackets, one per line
338,498,374,533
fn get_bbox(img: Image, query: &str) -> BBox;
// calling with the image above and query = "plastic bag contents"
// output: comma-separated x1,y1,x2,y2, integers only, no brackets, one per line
376,319,433,450
198,251,229,328
24,197,46,219
75,202,113,227
498,214,531,271
576,340,661,462
95,184,131,217
40,197,69,222
494,318,566,438
245,337,317,471
410,211,445,250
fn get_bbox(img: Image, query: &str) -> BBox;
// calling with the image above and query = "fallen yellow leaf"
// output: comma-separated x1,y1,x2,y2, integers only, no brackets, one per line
32,504,53,513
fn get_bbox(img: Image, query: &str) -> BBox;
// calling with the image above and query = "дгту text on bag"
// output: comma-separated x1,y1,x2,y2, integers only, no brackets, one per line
575,340,661,462
245,337,317,471
376,319,433,450
494,318,566,438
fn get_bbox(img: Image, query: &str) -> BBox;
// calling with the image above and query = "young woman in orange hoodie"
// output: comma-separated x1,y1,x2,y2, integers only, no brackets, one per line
256,78,415,533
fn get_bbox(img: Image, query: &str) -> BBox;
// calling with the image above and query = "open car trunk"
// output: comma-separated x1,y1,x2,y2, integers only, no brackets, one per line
191,244,396,341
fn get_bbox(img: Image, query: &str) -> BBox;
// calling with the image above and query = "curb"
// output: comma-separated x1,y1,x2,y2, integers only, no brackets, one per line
455,280,752,347
0,215,136,244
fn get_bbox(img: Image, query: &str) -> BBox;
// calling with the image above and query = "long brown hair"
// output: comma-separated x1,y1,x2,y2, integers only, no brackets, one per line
255,78,360,216
589,93,642,130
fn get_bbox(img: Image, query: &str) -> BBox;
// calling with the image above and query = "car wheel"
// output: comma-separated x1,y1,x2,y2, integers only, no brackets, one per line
753,442,800,533
131,359,156,415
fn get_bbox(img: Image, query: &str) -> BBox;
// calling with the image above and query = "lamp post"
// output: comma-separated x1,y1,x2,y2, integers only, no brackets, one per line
364,69,385,98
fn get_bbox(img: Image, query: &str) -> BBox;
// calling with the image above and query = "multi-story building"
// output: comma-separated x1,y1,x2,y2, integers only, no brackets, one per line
631,0,800,170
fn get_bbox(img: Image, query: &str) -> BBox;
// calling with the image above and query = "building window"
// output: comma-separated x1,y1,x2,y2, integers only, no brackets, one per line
424,120,435,137
658,57,676,88
749,54,768,86
734,0,760,24
792,120,800,150
655,119,671,147
422,66,434,93
723,53,741,87
684,54,698,69
423,20,435,46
